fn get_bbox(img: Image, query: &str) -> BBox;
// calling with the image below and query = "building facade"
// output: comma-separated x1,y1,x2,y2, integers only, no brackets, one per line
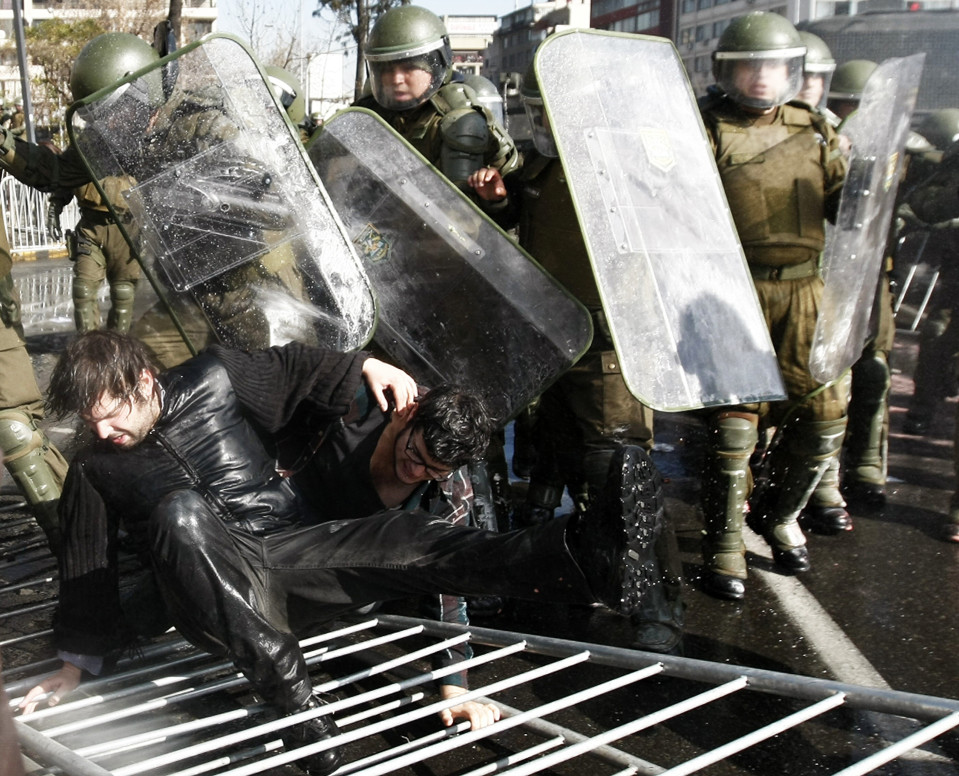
0,0,218,107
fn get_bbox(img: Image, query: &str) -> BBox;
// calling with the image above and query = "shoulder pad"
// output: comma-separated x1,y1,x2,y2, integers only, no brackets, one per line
431,82,479,115
439,108,489,153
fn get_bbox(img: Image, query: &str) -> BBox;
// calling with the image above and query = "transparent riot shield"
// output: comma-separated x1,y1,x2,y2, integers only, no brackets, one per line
810,54,924,383
67,34,375,355
307,108,593,422
535,30,785,411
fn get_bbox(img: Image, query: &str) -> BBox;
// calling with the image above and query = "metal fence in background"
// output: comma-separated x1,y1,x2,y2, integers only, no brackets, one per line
1,172,78,258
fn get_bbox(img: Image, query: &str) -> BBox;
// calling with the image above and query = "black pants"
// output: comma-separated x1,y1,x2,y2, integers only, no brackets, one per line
148,491,595,712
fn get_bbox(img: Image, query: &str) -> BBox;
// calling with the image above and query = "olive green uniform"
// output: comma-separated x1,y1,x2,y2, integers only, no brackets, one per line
52,175,141,333
356,78,520,213
0,223,68,555
699,95,849,580
1,88,305,368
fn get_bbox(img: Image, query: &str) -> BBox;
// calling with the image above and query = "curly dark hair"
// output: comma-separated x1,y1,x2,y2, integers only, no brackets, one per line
47,331,161,418
411,384,494,469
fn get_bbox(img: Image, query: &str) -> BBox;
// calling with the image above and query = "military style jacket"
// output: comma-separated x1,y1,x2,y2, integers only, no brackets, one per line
700,94,847,268
356,79,520,212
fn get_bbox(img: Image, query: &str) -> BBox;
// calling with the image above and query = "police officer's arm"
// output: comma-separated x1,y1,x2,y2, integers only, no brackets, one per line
819,119,848,224
0,132,92,191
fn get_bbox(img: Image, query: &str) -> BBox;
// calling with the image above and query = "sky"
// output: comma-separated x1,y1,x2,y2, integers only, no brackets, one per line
416,0,527,16
218,1,528,37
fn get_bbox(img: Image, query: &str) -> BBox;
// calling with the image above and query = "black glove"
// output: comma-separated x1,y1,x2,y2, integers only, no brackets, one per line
0,272,21,328
46,200,63,242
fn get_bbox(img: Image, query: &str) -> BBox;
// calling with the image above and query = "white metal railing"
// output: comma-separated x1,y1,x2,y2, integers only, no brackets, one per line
2,523,957,776
1,172,79,257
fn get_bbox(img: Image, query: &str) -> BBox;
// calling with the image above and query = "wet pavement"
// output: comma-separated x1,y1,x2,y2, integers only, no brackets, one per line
2,258,958,773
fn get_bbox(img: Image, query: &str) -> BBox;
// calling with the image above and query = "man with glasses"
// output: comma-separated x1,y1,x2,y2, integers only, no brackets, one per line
22,331,663,776
279,381,500,730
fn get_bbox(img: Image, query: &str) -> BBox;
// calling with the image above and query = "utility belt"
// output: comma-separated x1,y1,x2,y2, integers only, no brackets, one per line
748,257,819,282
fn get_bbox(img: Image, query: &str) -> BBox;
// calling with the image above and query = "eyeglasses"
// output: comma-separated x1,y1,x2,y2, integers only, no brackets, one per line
404,429,455,481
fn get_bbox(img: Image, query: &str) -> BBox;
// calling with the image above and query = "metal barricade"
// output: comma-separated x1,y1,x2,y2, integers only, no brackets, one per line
11,260,76,334
1,522,956,776
0,172,78,259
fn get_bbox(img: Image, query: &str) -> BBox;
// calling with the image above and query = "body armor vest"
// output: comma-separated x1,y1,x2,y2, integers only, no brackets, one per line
705,101,832,266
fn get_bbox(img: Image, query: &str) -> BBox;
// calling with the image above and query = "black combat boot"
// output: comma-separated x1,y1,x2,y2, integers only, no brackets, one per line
566,445,664,615
281,694,342,776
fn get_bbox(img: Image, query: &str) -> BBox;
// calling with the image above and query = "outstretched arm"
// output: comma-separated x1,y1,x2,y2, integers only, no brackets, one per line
19,662,82,715
439,684,501,730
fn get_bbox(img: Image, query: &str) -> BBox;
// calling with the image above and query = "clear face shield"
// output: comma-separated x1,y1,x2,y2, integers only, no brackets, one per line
367,48,449,111
796,65,834,111
76,75,159,132
523,97,558,158
715,48,805,110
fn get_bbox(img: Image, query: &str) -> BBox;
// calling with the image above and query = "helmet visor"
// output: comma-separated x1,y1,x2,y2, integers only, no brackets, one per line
796,70,833,111
523,98,558,158
368,50,447,111
715,49,805,109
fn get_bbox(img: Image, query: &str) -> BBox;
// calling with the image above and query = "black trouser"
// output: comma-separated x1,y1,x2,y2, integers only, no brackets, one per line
148,491,594,712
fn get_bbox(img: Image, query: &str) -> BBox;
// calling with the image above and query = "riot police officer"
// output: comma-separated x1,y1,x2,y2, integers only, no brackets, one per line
906,136,959,542
903,109,959,438
820,59,902,512
698,12,849,600
466,63,684,652
355,5,520,210
47,175,140,334
795,31,836,113
265,65,318,145
0,34,148,336
0,232,68,555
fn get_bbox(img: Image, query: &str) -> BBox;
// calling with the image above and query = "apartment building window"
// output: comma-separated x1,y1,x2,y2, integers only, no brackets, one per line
682,0,696,13
694,54,711,73
680,27,693,45
695,24,709,42
698,0,713,8
593,0,640,13
712,18,730,37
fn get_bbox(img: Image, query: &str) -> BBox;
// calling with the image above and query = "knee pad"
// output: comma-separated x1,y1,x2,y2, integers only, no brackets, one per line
0,410,60,505
788,417,847,461
0,409,40,461
110,280,137,305
709,415,759,455
72,277,100,303
852,351,891,398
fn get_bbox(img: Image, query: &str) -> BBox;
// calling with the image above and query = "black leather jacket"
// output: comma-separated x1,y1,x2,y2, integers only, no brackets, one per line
55,343,365,657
